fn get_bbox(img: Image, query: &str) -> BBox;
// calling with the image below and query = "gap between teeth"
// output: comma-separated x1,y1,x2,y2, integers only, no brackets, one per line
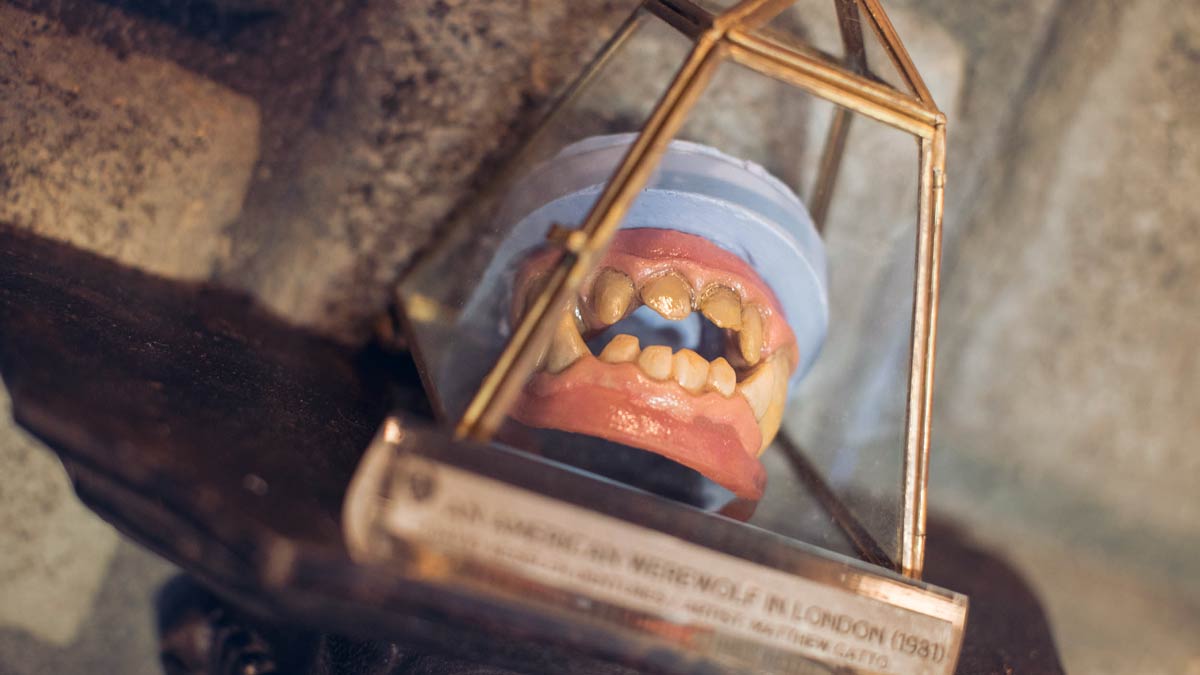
534,265,789,454
541,266,774,404
544,319,780,419
589,267,766,367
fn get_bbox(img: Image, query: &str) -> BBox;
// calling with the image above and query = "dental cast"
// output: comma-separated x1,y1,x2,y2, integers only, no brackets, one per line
511,229,799,501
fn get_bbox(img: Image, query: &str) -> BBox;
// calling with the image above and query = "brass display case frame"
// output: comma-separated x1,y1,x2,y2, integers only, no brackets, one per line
445,0,947,580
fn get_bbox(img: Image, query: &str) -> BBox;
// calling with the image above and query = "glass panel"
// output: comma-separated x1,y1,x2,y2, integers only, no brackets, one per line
399,10,693,423
674,59,918,564
855,3,915,94
759,0,846,64
399,11,922,568
781,99,919,563
758,0,911,94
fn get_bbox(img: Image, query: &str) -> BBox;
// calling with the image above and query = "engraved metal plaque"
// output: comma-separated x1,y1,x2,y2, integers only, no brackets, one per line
345,418,967,675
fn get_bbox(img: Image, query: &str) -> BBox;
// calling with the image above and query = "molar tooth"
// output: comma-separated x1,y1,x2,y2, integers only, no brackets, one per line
735,359,775,420
672,349,708,393
700,286,743,330
592,268,636,326
706,357,736,398
545,310,589,374
637,345,672,380
599,334,640,364
640,272,693,321
738,305,764,366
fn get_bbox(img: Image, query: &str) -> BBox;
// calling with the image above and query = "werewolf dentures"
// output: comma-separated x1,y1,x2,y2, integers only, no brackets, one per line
510,228,798,502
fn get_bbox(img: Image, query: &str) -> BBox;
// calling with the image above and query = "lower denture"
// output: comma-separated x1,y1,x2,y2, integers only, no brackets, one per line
516,359,768,501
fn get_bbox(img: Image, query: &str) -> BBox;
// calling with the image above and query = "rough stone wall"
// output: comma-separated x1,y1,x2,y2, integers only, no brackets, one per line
3,0,631,341
929,1,1200,671
215,0,633,340
0,5,260,279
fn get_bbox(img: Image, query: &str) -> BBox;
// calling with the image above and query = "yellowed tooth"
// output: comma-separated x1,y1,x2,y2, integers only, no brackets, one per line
640,272,693,321
739,304,764,366
672,349,708,393
755,357,793,454
545,309,589,373
592,268,636,326
735,359,775,420
700,285,742,330
637,345,672,380
599,334,640,364
706,357,736,398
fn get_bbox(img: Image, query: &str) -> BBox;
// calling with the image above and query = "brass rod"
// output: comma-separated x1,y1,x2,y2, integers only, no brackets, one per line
776,431,897,570
899,118,944,579
726,28,937,124
717,0,790,31
456,36,727,441
809,105,852,232
720,0,798,31
835,0,867,73
856,0,934,105
645,0,713,39
724,34,935,138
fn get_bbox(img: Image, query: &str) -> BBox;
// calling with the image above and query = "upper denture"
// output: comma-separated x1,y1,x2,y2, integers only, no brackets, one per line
585,230,793,358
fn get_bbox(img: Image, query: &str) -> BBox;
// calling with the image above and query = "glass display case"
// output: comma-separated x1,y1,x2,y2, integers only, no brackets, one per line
340,1,964,672
391,0,945,570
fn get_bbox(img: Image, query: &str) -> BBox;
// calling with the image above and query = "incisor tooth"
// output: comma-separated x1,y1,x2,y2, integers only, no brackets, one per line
706,357,736,397
637,345,672,380
592,268,636,325
599,334,640,363
545,310,589,373
700,286,742,330
640,273,693,321
739,305,764,366
735,359,775,420
672,349,708,393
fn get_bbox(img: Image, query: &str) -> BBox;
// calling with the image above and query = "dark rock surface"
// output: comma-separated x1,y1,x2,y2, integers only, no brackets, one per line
6,0,632,342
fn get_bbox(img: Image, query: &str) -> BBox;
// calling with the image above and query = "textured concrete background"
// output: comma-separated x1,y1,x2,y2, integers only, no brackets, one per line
1,0,1198,673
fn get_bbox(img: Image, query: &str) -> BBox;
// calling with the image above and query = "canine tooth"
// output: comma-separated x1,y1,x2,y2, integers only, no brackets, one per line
637,345,672,380
739,305,764,366
545,311,589,373
672,349,708,393
700,286,742,329
755,357,792,454
640,273,693,321
706,357,736,397
592,268,636,325
735,360,775,420
599,334,640,363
